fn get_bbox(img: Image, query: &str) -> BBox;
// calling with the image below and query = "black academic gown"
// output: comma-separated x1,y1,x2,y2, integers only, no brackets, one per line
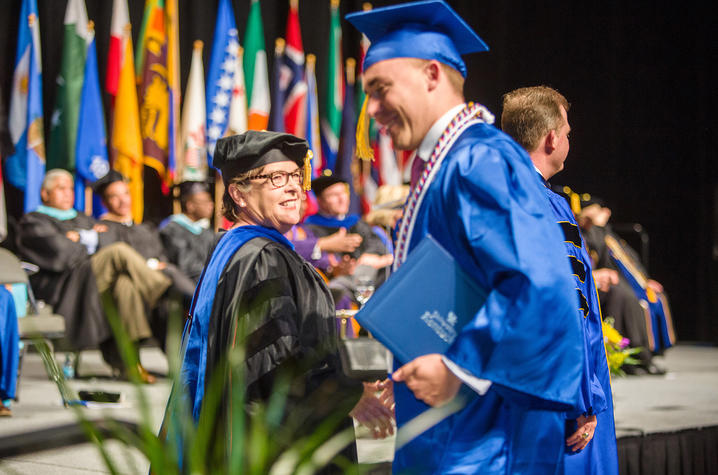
208,237,354,405
14,212,112,349
159,220,215,284
188,235,359,468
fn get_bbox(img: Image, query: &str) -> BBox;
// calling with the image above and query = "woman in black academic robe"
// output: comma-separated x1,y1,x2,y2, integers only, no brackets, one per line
170,131,393,471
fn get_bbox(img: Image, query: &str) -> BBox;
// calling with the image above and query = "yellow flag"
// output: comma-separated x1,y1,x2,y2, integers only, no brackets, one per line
111,32,144,222
166,0,180,186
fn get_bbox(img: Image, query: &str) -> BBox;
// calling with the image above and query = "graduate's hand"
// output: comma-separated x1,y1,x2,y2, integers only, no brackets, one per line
392,354,462,407
566,414,597,452
350,381,395,439
92,223,108,233
593,268,619,292
318,228,363,253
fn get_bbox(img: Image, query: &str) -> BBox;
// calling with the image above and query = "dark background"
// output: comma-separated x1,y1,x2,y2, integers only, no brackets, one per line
1,0,715,343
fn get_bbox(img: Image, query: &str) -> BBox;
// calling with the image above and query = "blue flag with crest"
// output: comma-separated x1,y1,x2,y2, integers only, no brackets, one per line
6,0,45,212
75,33,110,215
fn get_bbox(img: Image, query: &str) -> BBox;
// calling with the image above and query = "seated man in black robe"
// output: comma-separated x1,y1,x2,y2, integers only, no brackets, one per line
304,174,393,296
158,181,216,285
14,169,171,382
93,171,195,298
94,171,198,351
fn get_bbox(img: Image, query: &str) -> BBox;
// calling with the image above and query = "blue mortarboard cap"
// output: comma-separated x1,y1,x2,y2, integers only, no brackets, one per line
346,0,489,78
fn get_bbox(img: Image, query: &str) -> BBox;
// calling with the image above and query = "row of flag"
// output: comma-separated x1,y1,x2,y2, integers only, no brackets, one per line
2,0,411,226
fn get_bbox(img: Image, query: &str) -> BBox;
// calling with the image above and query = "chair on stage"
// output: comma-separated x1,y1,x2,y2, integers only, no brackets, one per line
0,248,67,403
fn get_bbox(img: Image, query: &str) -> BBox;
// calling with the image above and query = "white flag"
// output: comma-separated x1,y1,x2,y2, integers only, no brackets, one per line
227,48,248,136
179,40,207,181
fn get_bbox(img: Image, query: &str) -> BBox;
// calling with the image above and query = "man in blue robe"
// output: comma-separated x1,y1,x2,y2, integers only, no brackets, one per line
502,86,619,474
347,2,585,473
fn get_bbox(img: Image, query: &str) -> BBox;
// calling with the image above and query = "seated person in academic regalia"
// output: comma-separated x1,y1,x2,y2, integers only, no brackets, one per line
94,171,198,351
579,197,673,374
286,193,362,310
363,184,411,255
303,174,393,288
93,171,195,298
0,286,19,417
14,169,171,383
159,181,216,285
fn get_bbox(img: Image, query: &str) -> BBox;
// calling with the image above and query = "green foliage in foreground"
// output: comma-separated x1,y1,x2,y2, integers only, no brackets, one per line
33,294,368,474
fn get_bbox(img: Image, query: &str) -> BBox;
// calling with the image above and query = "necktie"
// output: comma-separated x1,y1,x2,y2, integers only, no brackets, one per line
410,154,426,190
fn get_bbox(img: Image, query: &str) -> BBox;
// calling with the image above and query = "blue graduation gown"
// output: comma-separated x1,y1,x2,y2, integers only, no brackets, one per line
393,123,585,474
543,185,619,475
0,287,19,401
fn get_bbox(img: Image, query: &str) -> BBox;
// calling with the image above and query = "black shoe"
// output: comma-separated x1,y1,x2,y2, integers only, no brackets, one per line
644,363,666,375
622,364,647,375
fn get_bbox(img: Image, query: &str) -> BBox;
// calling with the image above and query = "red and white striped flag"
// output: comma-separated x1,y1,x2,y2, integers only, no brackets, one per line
282,0,307,137
105,0,130,101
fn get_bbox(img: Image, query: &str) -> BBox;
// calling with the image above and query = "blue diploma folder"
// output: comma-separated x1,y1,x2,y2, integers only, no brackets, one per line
355,235,487,365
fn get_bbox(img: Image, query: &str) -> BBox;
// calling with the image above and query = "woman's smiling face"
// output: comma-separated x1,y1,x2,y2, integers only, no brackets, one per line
232,160,303,233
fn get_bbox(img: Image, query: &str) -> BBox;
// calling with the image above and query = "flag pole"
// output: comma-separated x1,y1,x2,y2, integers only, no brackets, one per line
346,57,356,86
85,185,93,216
172,185,181,215
214,170,224,231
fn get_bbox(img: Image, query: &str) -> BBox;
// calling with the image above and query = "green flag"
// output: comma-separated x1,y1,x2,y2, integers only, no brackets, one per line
48,0,90,172
244,0,270,131
321,0,343,170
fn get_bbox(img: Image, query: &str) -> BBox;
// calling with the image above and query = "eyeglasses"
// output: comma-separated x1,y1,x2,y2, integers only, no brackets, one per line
248,169,304,188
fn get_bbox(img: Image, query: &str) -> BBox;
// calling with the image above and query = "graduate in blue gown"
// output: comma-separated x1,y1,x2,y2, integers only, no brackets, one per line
347,3,585,473
1,286,19,416
502,86,619,474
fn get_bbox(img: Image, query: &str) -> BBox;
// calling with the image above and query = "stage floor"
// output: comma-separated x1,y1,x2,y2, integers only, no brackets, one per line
0,344,715,473
612,344,718,438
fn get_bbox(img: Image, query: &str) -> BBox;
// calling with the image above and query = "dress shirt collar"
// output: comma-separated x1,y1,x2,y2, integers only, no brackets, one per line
416,103,466,162
534,165,547,181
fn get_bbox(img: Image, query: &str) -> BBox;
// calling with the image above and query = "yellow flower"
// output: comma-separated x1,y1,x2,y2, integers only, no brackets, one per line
608,351,627,371
603,321,624,345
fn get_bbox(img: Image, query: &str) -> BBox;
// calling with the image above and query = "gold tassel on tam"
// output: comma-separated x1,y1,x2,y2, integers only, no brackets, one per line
562,186,582,215
570,192,581,215
356,95,375,161
303,150,313,191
